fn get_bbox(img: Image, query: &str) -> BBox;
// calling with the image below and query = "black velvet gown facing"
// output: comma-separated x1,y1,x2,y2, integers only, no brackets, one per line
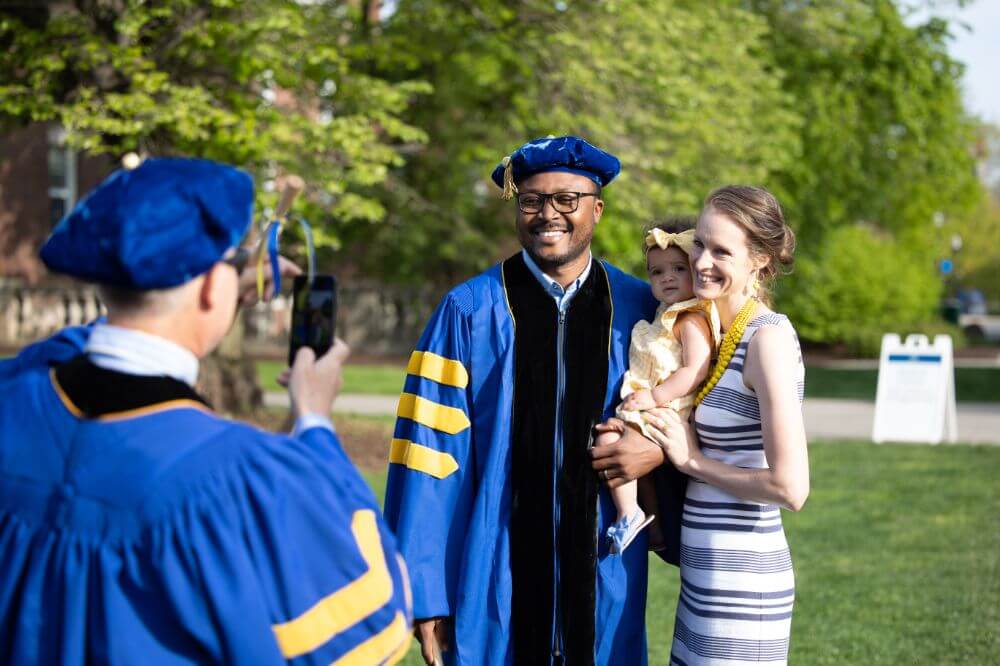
504,253,613,665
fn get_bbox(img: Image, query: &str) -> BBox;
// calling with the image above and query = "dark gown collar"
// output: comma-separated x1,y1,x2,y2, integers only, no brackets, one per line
52,355,211,419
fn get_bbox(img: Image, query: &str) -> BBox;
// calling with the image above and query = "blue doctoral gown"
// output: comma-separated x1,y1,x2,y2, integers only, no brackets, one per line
0,329,412,665
384,254,669,665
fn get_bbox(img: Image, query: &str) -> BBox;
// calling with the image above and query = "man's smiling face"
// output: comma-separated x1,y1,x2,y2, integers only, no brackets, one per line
515,171,603,272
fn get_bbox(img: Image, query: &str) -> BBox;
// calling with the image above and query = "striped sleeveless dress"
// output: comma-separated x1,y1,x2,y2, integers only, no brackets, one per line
669,313,805,666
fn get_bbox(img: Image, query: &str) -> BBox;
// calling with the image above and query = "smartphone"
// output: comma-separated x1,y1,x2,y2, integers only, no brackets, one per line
289,274,337,366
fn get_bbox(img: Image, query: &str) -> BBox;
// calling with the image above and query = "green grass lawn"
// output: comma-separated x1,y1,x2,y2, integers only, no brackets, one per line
335,411,396,426
257,360,405,395
806,366,1000,402
361,440,1000,664
260,360,1000,403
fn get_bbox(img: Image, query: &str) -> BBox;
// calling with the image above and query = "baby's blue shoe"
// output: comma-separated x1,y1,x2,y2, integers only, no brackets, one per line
607,509,655,555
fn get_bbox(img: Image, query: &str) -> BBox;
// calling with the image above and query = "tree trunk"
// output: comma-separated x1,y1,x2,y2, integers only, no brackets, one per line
196,318,263,416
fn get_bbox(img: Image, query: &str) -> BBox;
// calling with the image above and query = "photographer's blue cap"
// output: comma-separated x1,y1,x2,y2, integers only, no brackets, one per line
40,157,254,289
490,135,621,199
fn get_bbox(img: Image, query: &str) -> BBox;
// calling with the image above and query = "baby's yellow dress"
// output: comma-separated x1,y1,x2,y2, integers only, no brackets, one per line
617,297,720,438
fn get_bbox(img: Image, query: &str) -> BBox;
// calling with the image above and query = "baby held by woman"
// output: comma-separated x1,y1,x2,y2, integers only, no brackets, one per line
597,218,719,553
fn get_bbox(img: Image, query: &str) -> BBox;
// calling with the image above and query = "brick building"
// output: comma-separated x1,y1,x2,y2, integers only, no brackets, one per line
0,123,112,283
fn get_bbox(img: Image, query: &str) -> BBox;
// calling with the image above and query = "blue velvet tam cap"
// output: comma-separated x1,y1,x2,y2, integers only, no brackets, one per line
40,157,254,290
490,135,621,199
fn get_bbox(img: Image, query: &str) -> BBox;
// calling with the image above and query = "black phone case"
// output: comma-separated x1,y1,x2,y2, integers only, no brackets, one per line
288,275,337,366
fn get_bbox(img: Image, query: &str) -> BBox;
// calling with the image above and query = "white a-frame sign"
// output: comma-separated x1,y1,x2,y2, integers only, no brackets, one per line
872,334,958,444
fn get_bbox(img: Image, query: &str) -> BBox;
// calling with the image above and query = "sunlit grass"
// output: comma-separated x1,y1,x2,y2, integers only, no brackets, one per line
259,360,1000,403
357,439,1000,664
805,366,999,402
257,360,405,395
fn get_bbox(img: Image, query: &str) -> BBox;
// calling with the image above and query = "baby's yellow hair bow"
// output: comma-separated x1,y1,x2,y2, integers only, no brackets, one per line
645,227,695,254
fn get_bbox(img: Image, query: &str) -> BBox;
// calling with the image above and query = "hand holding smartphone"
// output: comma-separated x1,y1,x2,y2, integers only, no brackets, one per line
289,274,337,366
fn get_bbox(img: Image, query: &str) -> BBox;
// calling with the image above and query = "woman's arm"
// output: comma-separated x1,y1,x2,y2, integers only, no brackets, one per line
621,313,714,412
648,325,810,511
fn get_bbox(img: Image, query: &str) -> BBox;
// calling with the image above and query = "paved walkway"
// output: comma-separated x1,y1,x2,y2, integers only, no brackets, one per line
802,398,1000,445
265,392,396,416
265,392,1000,444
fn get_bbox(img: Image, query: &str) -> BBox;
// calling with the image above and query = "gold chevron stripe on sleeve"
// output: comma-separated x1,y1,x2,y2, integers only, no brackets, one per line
407,351,469,389
330,612,410,666
272,510,393,658
389,439,460,479
395,393,470,435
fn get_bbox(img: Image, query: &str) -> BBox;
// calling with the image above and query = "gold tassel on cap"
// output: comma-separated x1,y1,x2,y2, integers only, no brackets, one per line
501,155,517,200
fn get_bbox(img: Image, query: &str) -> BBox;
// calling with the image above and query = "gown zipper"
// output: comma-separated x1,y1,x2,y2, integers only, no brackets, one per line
552,307,567,662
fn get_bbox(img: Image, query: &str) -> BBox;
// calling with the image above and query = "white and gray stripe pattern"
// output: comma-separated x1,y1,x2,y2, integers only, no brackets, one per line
670,313,804,665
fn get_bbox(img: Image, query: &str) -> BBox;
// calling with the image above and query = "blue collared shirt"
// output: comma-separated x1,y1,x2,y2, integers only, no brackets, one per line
520,249,593,313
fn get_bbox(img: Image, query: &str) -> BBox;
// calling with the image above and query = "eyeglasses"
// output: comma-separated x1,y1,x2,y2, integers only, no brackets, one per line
516,191,598,214
222,246,250,274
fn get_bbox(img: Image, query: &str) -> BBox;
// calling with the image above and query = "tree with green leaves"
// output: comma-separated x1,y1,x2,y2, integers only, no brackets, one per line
751,0,982,349
0,0,428,410
346,0,983,354
1,0,987,355
951,122,1000,305
346,0,801,283
0,0,428,240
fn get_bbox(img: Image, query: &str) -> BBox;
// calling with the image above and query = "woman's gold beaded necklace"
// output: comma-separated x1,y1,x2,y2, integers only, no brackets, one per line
694,297,759,405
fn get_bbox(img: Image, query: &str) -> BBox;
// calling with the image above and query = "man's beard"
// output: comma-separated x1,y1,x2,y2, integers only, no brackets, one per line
518,223,594,272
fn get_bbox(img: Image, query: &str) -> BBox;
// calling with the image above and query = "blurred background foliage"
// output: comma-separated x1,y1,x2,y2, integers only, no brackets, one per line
0,0,430,233
0,0,995,351
777,224,958,355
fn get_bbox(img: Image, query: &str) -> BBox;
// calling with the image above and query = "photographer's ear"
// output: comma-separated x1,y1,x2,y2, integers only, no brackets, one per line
198,262,237,312
198,265,220,311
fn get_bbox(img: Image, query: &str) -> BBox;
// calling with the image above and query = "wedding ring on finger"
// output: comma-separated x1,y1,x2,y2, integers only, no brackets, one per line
602,469,610,481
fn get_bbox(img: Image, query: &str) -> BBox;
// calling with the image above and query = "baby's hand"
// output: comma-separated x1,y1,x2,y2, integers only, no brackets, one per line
623,389,656,412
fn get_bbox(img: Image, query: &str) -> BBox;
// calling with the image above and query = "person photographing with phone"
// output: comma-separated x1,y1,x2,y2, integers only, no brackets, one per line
0,158,412,664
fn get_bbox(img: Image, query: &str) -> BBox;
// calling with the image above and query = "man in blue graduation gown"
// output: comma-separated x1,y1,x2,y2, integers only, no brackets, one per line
0,158,412,664
384,136,682,665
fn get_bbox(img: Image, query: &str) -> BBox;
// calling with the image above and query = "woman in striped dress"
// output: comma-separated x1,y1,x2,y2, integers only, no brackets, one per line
648,186,809,665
